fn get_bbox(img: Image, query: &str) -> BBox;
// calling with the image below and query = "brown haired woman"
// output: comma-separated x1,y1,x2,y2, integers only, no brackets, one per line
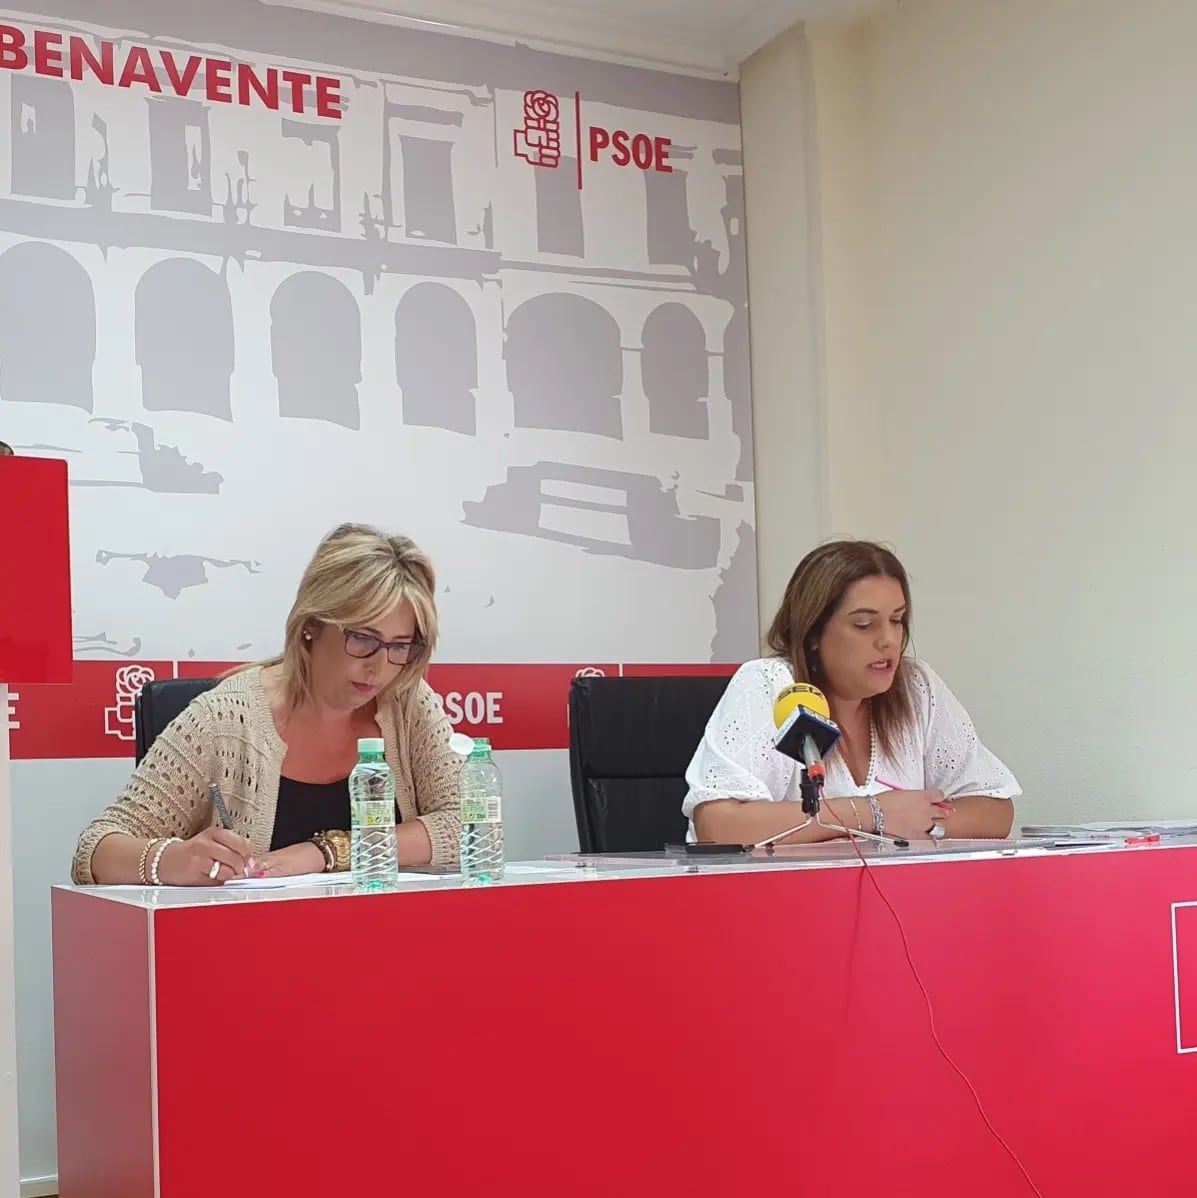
684,541,1018,846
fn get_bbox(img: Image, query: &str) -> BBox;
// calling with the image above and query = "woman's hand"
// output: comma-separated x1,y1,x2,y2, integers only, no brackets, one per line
251,842,327,879
157,828,255,886
877,789,953,841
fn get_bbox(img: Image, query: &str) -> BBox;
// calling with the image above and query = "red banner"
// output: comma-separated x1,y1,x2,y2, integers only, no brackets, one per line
8,661,173,760
8,660,738,760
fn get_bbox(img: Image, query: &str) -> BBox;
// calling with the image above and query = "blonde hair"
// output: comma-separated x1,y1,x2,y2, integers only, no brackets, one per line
233,523,438,713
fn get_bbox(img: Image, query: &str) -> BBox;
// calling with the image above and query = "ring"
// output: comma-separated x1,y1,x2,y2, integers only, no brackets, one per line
208,861,221,879
929,825,946,841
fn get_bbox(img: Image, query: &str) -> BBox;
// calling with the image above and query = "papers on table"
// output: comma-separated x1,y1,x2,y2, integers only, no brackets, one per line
1021,820,1197,841
223,872,353,889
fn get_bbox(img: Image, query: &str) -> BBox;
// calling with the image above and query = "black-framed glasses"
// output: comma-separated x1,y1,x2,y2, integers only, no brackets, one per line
342,628,426,666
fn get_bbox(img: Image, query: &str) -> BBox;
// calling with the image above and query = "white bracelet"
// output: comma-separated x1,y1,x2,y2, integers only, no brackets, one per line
149,837,182,886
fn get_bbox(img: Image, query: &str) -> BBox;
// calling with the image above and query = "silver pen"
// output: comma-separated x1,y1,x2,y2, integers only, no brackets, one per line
208,782,233,830
208,782,252,876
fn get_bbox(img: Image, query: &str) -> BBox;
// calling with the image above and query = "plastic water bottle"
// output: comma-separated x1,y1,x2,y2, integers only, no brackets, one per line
459,738,504,884
350,737,398,893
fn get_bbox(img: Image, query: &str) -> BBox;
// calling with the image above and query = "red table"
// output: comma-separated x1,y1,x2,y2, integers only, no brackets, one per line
53,844,1197,1197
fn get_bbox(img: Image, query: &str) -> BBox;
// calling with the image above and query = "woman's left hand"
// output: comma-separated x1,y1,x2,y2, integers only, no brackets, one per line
250,843,327,879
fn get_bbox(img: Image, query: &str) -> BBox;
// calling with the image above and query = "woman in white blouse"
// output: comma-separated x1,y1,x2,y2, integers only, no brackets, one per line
684,541,1018,845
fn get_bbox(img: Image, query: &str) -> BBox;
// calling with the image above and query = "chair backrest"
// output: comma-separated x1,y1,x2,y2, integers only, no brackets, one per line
568,674,732,853
134,677,220,764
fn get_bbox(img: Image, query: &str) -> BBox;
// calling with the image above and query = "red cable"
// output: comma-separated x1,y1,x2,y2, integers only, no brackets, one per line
835,819,1045,1197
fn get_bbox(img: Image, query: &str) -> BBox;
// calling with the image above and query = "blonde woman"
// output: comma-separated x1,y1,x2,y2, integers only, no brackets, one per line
73,524,462,886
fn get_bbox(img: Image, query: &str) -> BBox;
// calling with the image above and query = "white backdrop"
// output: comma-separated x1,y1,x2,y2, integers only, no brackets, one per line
0,0,767,1186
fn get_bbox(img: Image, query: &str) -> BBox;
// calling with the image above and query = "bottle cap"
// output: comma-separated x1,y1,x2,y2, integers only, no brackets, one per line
449,733,475,757
358,737,385,755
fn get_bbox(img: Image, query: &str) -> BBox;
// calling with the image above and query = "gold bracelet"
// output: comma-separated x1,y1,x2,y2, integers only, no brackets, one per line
313,831,350,872
848,799,863,831
310,835,336,873
137,839,157,885
326,830,350,871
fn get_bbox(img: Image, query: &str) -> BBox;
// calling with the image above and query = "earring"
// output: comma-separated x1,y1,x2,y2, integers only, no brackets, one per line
303,630,313,642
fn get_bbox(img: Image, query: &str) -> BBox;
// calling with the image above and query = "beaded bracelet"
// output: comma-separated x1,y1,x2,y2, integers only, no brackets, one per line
149,837,182,886
137,839,156,885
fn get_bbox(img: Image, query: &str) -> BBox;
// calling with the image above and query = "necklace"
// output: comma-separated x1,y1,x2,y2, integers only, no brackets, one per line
865,721,878,788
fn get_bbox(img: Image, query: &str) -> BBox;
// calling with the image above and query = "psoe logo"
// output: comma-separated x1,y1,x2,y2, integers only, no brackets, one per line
105,665,156,741
513,90,562,168
514,89,673,188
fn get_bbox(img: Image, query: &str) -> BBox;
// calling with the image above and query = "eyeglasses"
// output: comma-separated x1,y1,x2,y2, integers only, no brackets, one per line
342,628,426,666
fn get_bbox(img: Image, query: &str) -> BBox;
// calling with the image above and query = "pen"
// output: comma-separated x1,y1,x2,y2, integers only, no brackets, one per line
209,782,253,876
208,782,233,829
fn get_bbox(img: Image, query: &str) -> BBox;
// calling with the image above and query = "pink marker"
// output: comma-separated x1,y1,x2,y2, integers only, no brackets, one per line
877,777,952,811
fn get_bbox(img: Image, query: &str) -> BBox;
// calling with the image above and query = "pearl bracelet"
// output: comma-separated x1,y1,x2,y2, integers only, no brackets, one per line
149,837,182,886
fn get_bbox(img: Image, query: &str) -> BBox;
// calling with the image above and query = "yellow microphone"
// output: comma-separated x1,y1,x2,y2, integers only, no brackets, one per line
773,683,832,727
772,682,840,786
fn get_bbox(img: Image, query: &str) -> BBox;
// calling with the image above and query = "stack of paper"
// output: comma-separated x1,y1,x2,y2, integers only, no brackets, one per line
1021,820,1197,840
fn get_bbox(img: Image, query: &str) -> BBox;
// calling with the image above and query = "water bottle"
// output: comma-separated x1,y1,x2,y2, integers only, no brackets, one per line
350,737,398,893
459,738,504,884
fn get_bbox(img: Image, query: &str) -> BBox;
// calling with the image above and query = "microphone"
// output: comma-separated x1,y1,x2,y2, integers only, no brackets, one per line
757,682,909,851
772,683,841,784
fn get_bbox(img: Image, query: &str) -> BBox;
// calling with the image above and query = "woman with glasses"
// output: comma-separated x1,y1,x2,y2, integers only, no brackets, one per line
72,524,461,886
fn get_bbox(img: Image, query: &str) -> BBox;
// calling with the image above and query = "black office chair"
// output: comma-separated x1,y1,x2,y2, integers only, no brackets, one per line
134,677,220,764
568,674,732,853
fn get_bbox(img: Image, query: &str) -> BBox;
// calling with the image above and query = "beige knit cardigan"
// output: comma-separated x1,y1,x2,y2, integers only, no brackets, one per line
72,667,462,883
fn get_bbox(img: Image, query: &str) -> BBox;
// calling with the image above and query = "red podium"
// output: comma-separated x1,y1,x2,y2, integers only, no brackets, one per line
0,455,73,1192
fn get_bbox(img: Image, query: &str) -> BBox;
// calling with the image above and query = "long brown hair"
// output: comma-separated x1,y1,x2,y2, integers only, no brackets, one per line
230,523,438,713
766,540,915,756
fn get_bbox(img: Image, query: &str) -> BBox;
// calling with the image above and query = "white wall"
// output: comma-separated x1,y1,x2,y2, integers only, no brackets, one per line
746,0,1197,826
741,26,829,635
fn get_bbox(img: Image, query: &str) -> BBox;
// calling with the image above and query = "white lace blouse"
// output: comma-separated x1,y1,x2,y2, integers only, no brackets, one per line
682,657,1019,834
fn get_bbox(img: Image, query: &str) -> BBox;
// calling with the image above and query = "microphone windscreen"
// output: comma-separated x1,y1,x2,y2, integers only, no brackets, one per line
773,683,831,728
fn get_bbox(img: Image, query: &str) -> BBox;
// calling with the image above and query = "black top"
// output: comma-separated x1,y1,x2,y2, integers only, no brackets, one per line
270,777,352,852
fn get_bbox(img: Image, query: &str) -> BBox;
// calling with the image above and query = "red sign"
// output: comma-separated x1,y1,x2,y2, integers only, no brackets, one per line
0,456,73,684
0,24,342,119
514,89,672,190
8,661,738,759
8,661,172,760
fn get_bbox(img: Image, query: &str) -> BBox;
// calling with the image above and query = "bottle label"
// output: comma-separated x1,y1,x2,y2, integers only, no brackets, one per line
352,800,394,828
461,795,501,824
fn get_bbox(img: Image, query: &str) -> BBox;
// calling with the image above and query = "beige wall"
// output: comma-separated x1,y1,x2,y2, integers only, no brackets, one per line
741,25,829,638
746,0,1197,825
